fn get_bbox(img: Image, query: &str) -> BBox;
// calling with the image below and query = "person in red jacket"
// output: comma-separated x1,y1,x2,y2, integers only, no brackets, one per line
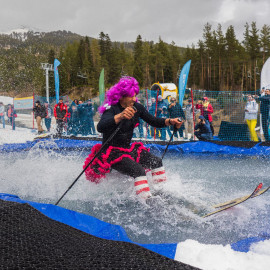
202,97,214,135
54,97,68,136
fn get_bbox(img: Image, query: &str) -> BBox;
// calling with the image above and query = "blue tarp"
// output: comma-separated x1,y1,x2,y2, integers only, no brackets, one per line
0,193,177,259
1,139,270,157
231,234,270,252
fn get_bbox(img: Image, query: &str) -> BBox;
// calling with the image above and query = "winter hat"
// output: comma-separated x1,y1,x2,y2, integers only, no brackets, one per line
203,97,208,101
158,95,163,99
35,100,41,104
199,115,205,120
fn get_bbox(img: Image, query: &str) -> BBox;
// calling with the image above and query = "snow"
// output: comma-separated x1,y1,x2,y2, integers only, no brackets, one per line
0,126,36,145
175,239,270,270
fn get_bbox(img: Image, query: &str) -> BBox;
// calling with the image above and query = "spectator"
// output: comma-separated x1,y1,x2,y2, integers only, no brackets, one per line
156,95,167,138
244,95,259,142
194,115,212,141
68,105,80,136
183,98,199,140
44,101,53,132
54,97,68,136
6,104,17,130
160,106,172,140
0,102,5,129
133,100,144,138
71,99,79,107
86,99,96,135
78,99,96,136
65,102,71,133
168,97,185,140
33,100,46,134
157,95,166,117
145,99,153,139
202,97,214,135
148,97,157,137
255,89,270,141
195,99,204,115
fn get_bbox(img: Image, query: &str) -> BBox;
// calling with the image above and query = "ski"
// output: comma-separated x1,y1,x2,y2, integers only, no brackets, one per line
202,183,265,218
213,185,270,209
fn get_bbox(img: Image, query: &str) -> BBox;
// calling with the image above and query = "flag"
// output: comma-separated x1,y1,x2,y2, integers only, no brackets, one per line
99,68,105,106
261,57,270,90
54,59,61,103
178,60,191,106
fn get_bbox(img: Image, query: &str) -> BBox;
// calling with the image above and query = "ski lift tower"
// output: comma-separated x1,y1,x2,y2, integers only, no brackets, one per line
41,63,54,104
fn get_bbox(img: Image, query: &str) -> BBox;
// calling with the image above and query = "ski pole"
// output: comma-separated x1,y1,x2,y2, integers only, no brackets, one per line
55,121,124,206
161,118,183,160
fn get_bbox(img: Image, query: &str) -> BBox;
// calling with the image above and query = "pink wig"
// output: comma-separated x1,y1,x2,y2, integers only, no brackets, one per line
99,76,139,114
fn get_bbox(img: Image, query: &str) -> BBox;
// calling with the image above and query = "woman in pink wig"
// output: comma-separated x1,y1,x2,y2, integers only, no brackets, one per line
84,77,182,200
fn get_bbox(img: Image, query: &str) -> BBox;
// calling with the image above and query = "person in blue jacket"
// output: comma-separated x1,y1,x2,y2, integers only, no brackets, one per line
68,105,80,136
194,115,213,141
78,99,96,136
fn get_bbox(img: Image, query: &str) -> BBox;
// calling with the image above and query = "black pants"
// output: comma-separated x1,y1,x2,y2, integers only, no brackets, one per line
111,150,163,178
56,119,65,136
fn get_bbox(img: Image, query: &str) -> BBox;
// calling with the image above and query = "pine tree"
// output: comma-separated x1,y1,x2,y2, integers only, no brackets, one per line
133,35,144,86
260,24,270,63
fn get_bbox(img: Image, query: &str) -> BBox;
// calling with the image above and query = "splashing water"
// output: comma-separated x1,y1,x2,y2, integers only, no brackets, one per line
1,145,270,245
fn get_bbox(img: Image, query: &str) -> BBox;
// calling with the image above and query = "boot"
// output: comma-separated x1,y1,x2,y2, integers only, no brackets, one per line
151,166,166,190
134,176,152,200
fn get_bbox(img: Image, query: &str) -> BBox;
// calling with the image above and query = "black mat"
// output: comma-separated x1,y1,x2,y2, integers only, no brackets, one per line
0,199,200,269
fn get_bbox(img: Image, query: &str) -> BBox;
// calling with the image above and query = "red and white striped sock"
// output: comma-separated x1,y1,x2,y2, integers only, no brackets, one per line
151,166,166,184
134,176,152,199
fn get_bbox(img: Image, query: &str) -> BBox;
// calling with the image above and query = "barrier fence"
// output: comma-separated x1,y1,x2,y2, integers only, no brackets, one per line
0,89,268,142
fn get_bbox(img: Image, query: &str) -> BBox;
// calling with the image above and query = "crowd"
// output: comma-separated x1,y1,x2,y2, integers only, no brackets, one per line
134,95,212,141
1,88,270,142
32,97,97,136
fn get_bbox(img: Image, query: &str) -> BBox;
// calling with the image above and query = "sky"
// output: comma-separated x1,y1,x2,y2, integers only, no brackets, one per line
0,0,270,47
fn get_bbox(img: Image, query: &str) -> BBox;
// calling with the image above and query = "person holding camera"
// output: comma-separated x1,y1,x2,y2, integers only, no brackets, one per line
194,115,213,141
168,97,185,140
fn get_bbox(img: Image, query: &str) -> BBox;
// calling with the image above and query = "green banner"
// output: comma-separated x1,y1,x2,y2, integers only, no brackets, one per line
99,68,105,106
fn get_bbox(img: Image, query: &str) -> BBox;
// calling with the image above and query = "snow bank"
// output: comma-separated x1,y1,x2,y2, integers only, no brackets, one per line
175,239,270,270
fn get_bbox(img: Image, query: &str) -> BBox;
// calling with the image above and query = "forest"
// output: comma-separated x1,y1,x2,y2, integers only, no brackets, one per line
0,21,269,98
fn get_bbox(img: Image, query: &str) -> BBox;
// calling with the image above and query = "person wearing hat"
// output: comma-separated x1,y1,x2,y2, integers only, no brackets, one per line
83,77,183,200
202,97,214,135
54,97,68,136
183,98,199,140
194,115,212,141
33,100,47,134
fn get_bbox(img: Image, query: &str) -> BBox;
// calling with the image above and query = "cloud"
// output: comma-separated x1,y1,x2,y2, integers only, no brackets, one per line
0,0,270,47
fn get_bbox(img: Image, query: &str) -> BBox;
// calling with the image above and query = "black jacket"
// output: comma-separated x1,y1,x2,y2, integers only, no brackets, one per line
33,105,46,118
97,102,166,149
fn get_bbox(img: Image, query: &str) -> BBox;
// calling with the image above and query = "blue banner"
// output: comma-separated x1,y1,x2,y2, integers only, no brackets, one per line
178,60,191,106
54,59,61,104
